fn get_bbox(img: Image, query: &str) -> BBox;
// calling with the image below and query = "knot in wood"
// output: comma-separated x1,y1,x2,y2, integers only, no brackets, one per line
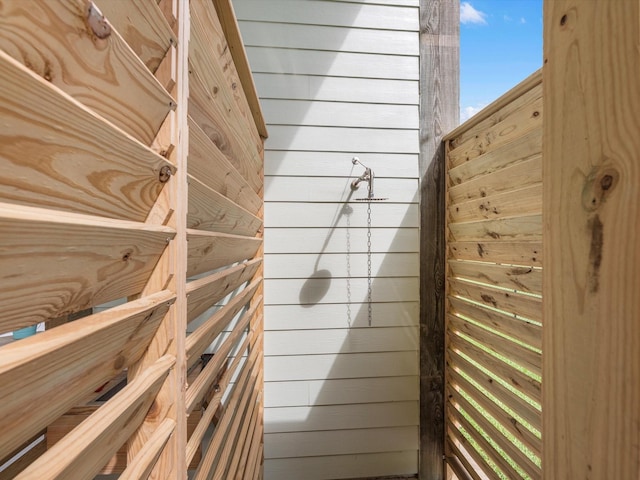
159,166,173,183
86,2,112,40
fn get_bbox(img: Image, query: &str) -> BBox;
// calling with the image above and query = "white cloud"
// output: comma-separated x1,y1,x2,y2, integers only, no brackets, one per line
503,14,512,22
460,104,487,122
460,2,488,25
520,17,527,24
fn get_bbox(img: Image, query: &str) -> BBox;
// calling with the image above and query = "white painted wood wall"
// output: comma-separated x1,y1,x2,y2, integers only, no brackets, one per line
233,1,420,478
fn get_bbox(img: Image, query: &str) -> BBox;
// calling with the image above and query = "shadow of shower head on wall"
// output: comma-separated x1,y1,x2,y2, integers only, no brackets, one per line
351,157,388,202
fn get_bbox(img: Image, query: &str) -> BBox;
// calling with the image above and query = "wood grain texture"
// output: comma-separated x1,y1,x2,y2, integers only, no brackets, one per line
188,174,262,235
0,291,173,461
449,259,542,294
449,240,542,266
189,117,262,214
0,50,175,220
187,230,262,277
448,184,542,223
448,214,542,242
93,0,176,73
119,419,175,480
16,355,175,480
543,1,640,478
0,203,174,333
0,0,174,146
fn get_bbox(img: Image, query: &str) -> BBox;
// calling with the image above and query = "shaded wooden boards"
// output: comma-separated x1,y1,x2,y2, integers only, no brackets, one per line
543,2,640,479
444,71,543,480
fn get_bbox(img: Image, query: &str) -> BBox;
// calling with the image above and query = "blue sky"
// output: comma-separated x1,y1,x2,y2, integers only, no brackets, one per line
460,0,543,121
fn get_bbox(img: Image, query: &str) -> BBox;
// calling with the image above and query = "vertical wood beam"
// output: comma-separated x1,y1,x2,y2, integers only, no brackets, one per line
419,1,459,479
543,1,640,478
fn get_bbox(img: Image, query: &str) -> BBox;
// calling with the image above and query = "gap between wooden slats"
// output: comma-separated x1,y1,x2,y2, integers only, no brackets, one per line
15,355,175,480
230,395,261,479
93,0,176,73
446,428,486,480
188,174,263,235
0,0,175,146
448,128,541,187
0,204,175,333
0,291,174,461
0,432,46,480
0,51,175,220
448,184,542,224
187,230,262,278
449,259,542,294
187,258,262,322
189,117,262,214
449,240,542,267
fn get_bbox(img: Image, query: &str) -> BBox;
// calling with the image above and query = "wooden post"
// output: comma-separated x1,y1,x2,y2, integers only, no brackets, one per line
543,1,640,478
419,0,459,479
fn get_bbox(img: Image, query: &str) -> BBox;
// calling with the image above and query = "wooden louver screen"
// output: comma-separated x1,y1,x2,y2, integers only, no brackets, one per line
0,0,265,478
443,71,543,480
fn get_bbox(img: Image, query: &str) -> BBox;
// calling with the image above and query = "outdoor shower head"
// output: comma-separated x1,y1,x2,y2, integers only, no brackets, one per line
350,157,387,201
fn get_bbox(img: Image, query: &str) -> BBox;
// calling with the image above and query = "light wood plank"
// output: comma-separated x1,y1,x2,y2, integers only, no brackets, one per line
449,240,542,266
449,259,542,294
187,230,262,277
186,280,261,366
228,393,260,479
212,0,268,138
0,0,174,145
0,291,173,461
446,427,487,480
449,214,542,243
240,409,263,480
0,435,47,480
187,258,262,322
449,277,541,323
265,351,419,381
16,355,175,480
188,174,262,235
448,154,542,204
448,128,541,187
448,184,542,223
254,73,419,105
246,46,418,80
189,117,262,214
543,2,640,478
94,0,176,73
264,326,418,355
0,204,174,332
119,419,175,480
0,51,175,220
449,296,541,350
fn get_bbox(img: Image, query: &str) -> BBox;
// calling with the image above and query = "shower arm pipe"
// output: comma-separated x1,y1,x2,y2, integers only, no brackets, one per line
351,157,375,199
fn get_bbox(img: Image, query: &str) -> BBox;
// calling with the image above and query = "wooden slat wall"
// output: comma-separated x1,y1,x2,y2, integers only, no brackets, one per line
0,1,265,479
233,0,420,478
443,71,543,480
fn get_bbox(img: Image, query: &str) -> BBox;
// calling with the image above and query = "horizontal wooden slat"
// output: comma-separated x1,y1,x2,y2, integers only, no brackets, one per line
187,301,260,412
265,401,418,434
449,154,541,204
187,258,262,322
265,302,418,330
119,418,175,480
449,214,542,243
448,369,541,457
0,51,175,220
448,184,542,223
265,227,419,254
0,435,47,480
93,0,176,73
266,277,419,305
448,348,541,430
0,1,174,146
446,427,486,480
449,240,542,266
188,175,262,235
265,351,418,381
0,204,174,332
186,279,261,366
187,230,262,277
449,333,541,402
449,387,541,479
265,376,418,408
449,278,542,323
448,128,541,187
0,291,173,460
265,326,418,355
447,398,523,480
242,409,264,480
449,296,541,350
247,47,418,80
265,426,417,459
448,314,540,377
449,259,542,294
254,73,419,105
188,117,262,214
228,392,261,479
16,355,174,480
448,86,542,168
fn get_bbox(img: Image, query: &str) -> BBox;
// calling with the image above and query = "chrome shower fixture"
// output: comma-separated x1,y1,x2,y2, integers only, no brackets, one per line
350,157,387,201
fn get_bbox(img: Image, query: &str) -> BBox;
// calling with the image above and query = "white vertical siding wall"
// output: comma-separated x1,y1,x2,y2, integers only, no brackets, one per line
234,1,420,478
